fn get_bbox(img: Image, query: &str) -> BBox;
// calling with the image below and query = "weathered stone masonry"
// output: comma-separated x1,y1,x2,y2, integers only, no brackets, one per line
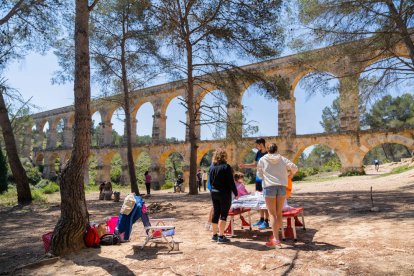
21,39,414,188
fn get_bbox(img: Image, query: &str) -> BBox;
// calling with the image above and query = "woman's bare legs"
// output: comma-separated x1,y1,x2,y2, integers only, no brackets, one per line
211,219,226,236
275,195,286,240
265,197,278,239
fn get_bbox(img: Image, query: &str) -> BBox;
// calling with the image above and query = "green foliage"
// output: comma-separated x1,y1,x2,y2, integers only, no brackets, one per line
35,179,60,194
362,94,414,130
161,181,174,190
26,166,42,185
35,179,53,189
0,185,18,206
31,189,47,202
298,145,341,171
110,155,122,184
0,185,48,206
165,153,184,183
200,151,214,168
292,169,307,181
377,165,414,177
339,170,366,177
320,98,340,132
243,151,257,184
41,182,60,194
88,156,97,185
0,148,8,194
363,143,412,164
322,158,341,172
135,153,151,187
112,130,124,146
292,167,320,181
389,165,414,174
136,135,152,145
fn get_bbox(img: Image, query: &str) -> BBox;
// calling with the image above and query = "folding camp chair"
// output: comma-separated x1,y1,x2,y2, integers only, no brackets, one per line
141,212,178,251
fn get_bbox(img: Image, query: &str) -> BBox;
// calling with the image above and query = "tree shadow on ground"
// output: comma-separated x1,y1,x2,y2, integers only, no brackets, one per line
228,226,342,252
289,188,414,221
126,243,183,262
69,247,136,276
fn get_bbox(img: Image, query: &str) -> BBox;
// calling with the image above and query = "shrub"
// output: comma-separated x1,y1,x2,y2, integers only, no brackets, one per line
110,167,122,183
322,159,341,172
390,165,413,174
305,167,319,176
26,166,42,185
0,149,7,194
339,170,366,177
31,189,47,203
161,181,174,190
292,169,307,181
42,181,60,194
36,179,52,189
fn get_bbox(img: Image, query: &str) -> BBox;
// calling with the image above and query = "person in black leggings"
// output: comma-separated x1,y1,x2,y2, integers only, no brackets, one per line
209,148,238,243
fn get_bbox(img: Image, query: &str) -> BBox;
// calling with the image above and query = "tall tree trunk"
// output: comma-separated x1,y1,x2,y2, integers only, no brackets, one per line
50,0,90,255
185,36,198,195
121,34,139,195
0,92,32,204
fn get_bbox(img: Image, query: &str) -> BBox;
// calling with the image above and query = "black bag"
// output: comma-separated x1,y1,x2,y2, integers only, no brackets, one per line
100,234,121,245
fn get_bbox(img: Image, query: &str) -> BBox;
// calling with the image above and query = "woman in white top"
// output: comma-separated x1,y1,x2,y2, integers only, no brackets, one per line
257,143,298,248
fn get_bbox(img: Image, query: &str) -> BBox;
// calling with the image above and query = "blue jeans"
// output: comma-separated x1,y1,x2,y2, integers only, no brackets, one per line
263,185,286,197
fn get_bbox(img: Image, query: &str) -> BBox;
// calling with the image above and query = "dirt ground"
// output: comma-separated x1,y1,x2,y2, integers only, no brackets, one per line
1,161,414,276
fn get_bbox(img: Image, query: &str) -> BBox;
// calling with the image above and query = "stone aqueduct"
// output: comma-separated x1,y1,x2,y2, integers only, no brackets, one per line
17,39,414,189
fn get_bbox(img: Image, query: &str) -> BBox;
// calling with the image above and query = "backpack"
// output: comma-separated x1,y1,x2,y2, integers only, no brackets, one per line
84,224,100,248
100,234,121,246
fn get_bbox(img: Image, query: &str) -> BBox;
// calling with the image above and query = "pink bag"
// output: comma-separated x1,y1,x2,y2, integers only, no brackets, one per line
142,203,148,214
106,216,119,234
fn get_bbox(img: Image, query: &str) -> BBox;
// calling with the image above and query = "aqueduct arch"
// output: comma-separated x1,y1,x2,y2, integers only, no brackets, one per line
21,36,414,188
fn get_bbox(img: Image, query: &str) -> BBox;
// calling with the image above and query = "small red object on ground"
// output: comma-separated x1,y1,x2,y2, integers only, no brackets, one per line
42,232,53,253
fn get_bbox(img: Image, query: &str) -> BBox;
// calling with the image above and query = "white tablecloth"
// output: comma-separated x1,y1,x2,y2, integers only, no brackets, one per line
231,193,291,211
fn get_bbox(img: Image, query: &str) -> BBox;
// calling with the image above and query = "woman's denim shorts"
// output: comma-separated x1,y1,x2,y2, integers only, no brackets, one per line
263,185,286,197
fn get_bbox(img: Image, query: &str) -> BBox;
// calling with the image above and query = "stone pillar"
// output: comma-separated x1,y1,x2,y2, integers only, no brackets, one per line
22,123,33,158
95,156,111,183
42,155,56,179
152,111,167,143
63,119,73,148
150,164,165,190
34,121,44,150
339,76,360,131
226,100,243,140
278,97,296,136
46,120,58,149
102,121,113,146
